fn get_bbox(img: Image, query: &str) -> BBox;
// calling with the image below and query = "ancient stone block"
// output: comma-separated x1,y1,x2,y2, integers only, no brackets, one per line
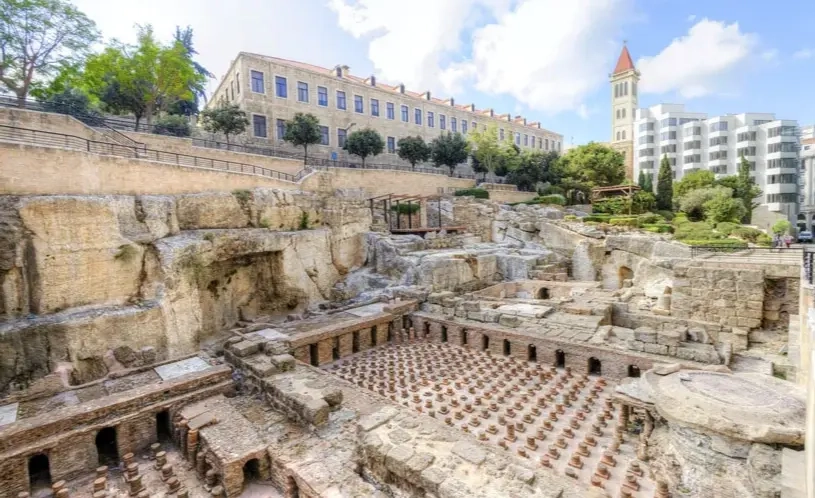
644,343,669,355
657,330,681,347
451,441,486,465
385,445,416,478
230,341,260,357
499,315,522,328
634,327,657,343
626,340,645,352
405,452,435,478
270,354,295,372
420,466,448,493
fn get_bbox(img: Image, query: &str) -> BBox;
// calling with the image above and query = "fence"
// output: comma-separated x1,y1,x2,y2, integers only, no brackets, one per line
690,243,804,258
805,246,814,285
0,124,304,183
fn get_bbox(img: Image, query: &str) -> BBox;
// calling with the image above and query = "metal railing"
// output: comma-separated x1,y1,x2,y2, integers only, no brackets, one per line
0,124,302,183
690,243,804,258
804,246,814,285
0,95,145,151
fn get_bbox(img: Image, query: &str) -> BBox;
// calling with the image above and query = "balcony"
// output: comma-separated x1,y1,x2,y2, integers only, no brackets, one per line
764,183,798,194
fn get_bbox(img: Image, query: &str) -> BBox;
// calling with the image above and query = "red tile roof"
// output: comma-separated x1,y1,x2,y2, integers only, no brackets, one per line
613,45,635,75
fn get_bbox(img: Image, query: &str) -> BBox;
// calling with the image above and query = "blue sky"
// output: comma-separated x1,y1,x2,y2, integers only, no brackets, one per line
71,0,815,145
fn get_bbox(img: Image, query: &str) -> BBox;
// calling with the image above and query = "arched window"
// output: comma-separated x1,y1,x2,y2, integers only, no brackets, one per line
622,108,626,118
616,131,621,141
614,84,619,98
622,130,626,140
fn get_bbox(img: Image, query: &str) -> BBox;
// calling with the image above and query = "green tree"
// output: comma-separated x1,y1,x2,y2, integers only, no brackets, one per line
199,104,249,143
430,132,470,176
344,128,384,167
643,172,654,193
396,136,430,169
638,170,646,189
468,125,504,178
37,86,98,122
153,114,191,137
168,26,213,115
702,188,747,224
283,112,322,163
470,154,489,181
553,142,625,187
771,219,792,235
507,151,558,192
674,169,715,198
83,25,205,127
0,0,99,106
717,153,762,223
656,155,673,211
679,186,735,221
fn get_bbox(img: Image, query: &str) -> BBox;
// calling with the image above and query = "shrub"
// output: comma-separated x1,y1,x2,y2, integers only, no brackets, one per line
454,188,489,199
532,194,565,205
592,197,626,215
609,216,638,227
637,213,662,225
771,219,792,235
232,189,251,202
299,211,310,230
673,218,721,241
391,203,421,214
642,224,673,234
682,239,748,249
756,233,772,247
153,115,192,137
538,185,564,196
258,218,271,229
715,222,739,235
657,210,675,221
564,215,577,221
731,226,764,242
583,214,612,223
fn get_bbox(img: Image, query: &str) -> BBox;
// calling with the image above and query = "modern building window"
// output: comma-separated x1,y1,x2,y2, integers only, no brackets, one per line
296,81,308,102
709,150,728,161
684,154,701,164
767,158,797,169
766,193,798,203
661,131,677,141
639,122,654,132
684,126,701,137
684,140,701,150
768,142,799,153
338,128,347,148
387,136,395,153
317,86,328,106
638,135,654,145
461,121,468,134
250,70,265,93
499,128,505,141
768,126,797,138
709,121,728,132
427,111,434,128
401,105,409,122
678,118,698,125
440,115,446,130
737,131,757,142
660,144,677,154
515,132,520,145
371,98,379,117
386,102,394,120
639,148,654,157
710,164,728,174
319,125,329,146
252,115,267,138
754,119,772,126
275,76,287,98
354,95,364,113
666,157,677,166
336,91,347,110
767,174,798,185
639,160,654,170
660,117,677,128
710,136,728,146
415,108,422,125
451,118,457,133
276,119,286,139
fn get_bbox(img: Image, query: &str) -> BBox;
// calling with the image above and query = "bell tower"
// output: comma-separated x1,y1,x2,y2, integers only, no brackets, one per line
610,42,639,180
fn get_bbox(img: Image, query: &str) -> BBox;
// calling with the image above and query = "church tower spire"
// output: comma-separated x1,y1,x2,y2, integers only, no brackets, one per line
610,42,640,180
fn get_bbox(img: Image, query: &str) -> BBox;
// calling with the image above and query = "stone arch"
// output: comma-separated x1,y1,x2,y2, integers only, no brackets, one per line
28,453,51,490
588,357,602,376
243,458,261,488
95,426,119,466
628,365,641,378
536,287,550,300
286,475,301,498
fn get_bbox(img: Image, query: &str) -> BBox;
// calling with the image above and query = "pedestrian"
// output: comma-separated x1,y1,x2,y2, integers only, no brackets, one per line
773,234,780,248
784,234,792,248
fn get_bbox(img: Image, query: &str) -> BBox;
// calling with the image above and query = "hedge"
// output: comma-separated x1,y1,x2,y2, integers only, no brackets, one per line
683,239,748,249
510,194,566,206
731,226,764,243
609,216,638,227
454,188,489,199
642,224,673,233
583,214,612,223
390,203,421,214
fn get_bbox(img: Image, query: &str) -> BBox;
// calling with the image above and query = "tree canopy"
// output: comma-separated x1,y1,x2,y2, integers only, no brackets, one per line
199,104,248,143
0,0,99,105
506,150,558,192
467,125,504,178
396,136,430,169
430,132,469,176
552,142,625,188
656,155,673,211
674,169,715,198
344,128,384,167
283,112,322,163
168,26,213,116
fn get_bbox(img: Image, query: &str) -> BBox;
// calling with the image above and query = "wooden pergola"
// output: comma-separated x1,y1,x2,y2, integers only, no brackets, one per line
590,184,641,202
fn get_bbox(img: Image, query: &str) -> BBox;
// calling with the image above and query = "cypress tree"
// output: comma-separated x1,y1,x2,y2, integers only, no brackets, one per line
637,170,646,189
656,155,673,211
643,172,653,193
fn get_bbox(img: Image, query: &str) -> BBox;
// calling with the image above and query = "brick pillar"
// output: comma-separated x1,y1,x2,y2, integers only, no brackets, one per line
376,323,389,345
338,333,353,358
317,338,334,365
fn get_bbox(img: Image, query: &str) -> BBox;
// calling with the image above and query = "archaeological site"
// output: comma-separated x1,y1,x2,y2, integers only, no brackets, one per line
0,105,813,498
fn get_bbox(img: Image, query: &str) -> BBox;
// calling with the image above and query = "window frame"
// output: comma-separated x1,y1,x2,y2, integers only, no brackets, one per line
386,102,395,120
252,114,268,138
274,75,288,99
250,69,265,94
354,95,364,113
336,90,347,110
317,86,328,107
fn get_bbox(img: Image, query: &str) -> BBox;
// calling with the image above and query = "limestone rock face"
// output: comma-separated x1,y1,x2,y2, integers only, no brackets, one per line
176,191,249,229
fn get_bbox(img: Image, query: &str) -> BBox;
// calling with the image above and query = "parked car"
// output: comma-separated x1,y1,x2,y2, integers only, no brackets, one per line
798,231,814,243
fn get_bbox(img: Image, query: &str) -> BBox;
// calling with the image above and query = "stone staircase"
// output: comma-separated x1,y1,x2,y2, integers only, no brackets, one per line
530,258,569,281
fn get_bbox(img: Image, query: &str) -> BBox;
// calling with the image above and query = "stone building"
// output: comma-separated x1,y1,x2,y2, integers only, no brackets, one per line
207,52,564,169
609,44,639,180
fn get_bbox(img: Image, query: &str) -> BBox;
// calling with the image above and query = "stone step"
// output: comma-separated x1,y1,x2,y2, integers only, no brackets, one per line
780,448,807,498
729,354,774,375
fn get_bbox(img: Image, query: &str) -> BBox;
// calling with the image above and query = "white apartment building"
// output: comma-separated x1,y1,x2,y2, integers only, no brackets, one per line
634,104,800,224
207,53,563,171
799,125,814,233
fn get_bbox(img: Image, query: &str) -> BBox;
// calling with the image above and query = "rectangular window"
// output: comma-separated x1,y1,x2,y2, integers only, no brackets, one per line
387,136,395,153
538,137,543,149
319,125,329,146
523,134,528,146
371,98,379,117
710,136,728,146
709,121,728,132
768,142,799,153
683,140,701,150
461,121,468,134
766,193,798,203
252,115,267,138
499,129,505,141
297,81,308,102
472,121,477,132
660,144,677,154
709,150,728,161
427,111,434,128
336,91,346,110
317,86,328,106
684,126,701,137
276,119,286,139
639,122,655,132
639,160,654,170
230,82,234,100
401,105,409,122
451,118,457,133
660,131,677,141
275,76,287,98
679,118,698,125
415,108,422,125
768,126,798,138
639,148,654,157
754,119,772,126
709,164,728,175
354,95,364,113
440,115,446,130
515,132,520,145
250,70,265,93
386,102,394,120
338,128,347,148
737,131,757,142
660,117,677,128
767,158,797,169
638,135,654,145
684,154,701,164
236,73,240,94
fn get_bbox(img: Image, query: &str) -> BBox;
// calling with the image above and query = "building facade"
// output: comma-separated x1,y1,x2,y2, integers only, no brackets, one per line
207,53,563,170
609,44,639,180
633,103,800,225
799,125,815,233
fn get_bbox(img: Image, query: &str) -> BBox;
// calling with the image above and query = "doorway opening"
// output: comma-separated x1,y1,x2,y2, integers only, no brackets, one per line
441,326,448,343
628,365,641,378
482,335,489,351
588,357,602,376
28,453,51,490
503,339,511,356
243,458,261,485
309,343,319,367
352,331,360,354
156,410,172,441
528,345,537,362
370,326,377,347
617,266,634,289
287,476,300,498
95,427,119,466
424,322,431,339
555,349,565,368
332,336,340,361
461,330,468,346
537,287,550,299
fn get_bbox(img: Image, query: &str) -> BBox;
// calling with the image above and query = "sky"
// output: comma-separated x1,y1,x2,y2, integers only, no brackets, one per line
69,0,815,145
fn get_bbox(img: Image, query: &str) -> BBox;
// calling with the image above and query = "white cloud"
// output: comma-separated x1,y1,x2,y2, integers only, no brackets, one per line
687,14,696,22
793,49,813,59
760,49,778,61
637,19,757,99
330,0,630,115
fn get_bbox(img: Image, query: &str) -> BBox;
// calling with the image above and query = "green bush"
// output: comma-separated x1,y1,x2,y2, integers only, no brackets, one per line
299,211,310,230
391,203,421,214
610,216,638,227
673,218,722,241
715,222,738,235
532,194,565,205
153,115,192,137
454,188,489,199
682,239,748,249
657,210,675,221
756,233,772,247
637,213,662,225
643,224,673,234
564,215,577,221
583,214,612,223
592,197,627,214
731,226,764,243
771,219,792,235
538,185,564,196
